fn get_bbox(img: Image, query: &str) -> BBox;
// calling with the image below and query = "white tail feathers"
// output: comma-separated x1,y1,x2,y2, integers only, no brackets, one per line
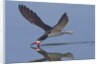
48,31,74,37
63,31,74,35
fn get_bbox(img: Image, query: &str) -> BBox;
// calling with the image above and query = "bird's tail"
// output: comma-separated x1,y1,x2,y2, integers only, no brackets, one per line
63,31,74,35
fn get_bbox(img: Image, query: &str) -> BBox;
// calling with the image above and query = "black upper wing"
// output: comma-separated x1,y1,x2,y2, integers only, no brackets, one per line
19,5,52,31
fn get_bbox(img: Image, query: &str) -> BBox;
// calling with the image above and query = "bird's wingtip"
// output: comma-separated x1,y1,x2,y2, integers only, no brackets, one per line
64,12,67,15
61,12,67,17
18,4,26,8
18,4,22,7
18,4,23,8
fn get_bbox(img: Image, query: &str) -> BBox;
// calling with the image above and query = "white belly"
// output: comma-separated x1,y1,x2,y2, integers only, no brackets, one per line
48,32,65,37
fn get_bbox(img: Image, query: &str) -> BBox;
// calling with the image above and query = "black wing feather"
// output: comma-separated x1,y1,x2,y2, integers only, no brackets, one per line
19,5,52,31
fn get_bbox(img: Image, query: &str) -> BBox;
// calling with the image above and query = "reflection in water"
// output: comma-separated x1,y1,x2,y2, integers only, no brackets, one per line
29,47,74,62
29,41,94,62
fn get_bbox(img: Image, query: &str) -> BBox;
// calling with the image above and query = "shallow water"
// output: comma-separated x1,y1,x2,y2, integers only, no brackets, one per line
28,41,95,62
5,39,95,63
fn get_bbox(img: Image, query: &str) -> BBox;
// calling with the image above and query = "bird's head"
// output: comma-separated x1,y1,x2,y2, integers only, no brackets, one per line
31,41,41,48
33,41,40,44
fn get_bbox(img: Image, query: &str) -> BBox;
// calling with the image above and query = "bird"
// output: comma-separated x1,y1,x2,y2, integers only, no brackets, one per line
18,4,73,47
29,47,74,62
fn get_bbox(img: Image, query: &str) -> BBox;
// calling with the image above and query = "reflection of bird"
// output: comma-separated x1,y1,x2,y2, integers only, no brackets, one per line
47,52,74,61
19,5,73,47
29,47,74,62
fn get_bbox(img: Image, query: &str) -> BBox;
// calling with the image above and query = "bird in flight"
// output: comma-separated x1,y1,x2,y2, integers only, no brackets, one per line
18,4,73,47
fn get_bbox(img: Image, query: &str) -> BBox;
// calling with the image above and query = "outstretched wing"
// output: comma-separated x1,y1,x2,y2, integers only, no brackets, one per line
52,13,69,32
19,5,52,31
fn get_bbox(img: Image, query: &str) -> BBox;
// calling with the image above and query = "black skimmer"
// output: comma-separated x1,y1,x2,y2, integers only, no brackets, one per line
19,5,73,47
29,47,74,62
